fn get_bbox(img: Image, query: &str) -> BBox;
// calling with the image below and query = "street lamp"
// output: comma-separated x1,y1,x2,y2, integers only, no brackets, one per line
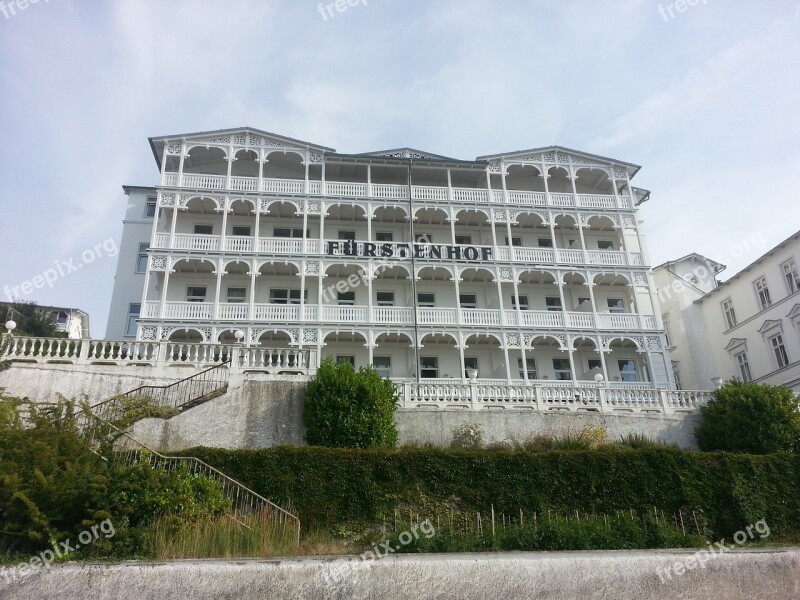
5,320,16,333
234,330,245,344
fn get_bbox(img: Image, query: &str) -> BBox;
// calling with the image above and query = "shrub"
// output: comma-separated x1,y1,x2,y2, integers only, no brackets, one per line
450,422,484,450
303,357,399,449
696,380,800,454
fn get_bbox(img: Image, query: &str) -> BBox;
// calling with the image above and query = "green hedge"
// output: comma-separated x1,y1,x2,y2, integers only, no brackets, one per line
184,446,800,539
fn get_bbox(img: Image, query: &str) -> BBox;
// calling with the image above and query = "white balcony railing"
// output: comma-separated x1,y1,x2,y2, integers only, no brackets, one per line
142,302,657,330
160,173,633,210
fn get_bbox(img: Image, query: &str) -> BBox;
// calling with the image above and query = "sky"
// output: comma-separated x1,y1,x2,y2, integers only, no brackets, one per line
0,0,798,338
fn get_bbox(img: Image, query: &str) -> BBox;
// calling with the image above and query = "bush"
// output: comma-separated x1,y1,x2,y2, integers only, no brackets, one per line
303,357,399,448
696,380,800,454
184,445,800,540
618,433,662,449
450,423,484,449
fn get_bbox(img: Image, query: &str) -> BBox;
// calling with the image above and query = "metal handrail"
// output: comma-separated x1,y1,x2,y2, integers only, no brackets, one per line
89,360,231,422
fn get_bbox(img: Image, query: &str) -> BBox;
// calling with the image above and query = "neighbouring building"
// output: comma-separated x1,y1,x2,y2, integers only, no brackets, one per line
654,231,800,392
1,302,90,339
106,127,677,388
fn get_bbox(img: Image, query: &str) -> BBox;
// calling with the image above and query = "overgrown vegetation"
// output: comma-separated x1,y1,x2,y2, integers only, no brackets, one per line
696,379,800,454
185,445,800,543
0,394,232,560
303,357,399,449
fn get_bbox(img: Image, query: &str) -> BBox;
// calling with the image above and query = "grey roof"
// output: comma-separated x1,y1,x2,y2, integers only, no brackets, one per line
654,253,727,275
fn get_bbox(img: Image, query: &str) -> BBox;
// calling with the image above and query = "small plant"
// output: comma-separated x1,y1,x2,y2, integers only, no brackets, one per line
618,433,660,449
450,422,484,450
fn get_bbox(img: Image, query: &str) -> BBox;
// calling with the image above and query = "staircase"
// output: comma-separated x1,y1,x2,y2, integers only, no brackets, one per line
72,362,300,543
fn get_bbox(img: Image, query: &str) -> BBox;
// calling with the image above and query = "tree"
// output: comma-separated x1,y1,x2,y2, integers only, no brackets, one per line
303,357,399,448
696,379,800,454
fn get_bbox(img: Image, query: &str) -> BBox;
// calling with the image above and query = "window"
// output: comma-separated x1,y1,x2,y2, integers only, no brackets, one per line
375,231,393,242
273,227,307,238
769,334,789,369
52,311,68,325
754,277,771,310
577,297,591,308
126,304,140,337
226,287,246,303
463,357,478,377
420,356,439,379
416,233,432,243
373,356,391,378
734,351,752,382
607,298,625,314
552,359,571,381
270,289,305,305
618,360,638,382
545,297,562,312
145,197,157,218
459,294,477,309
782,259,799,294
194,224,213,235
597,240,615,250
505,236,522,247
376,291,395,306
663,316,672,347
338,291,355,306
135,243,149,273
721,298,737,329
517,358,538,379
339,231,356,240
537,238,553,248
455,235,472,245
673,369,682,390
417,293,435,308
511,295,529,310
588,359,602,372
337,356,355,366
186,286,206,302
231,226,251,236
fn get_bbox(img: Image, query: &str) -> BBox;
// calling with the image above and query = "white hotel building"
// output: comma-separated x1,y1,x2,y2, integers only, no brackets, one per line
106,127,676,388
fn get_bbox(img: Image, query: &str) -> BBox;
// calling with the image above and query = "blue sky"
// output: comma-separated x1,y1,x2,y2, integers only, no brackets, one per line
0,0,798,337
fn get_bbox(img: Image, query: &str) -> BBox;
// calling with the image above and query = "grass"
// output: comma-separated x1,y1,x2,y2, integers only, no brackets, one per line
145,512,346,559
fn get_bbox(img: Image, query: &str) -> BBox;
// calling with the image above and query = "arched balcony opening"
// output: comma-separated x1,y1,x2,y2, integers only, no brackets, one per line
512,212,549,250
547,166,572,193
528,335,570,382
184,146,228,176
322,331,368,369
231,149,259,177
417,333,460,381
257,331,293,349
572,337,604,382
507,270,558,326
592,274,635,317
182,196,219,216
552,214,580,250
584,215,623,253
229,198,255,216
574,168,613,195
217,330,242,345
463,334,504,381
563,272,591,312
262,151,304,180
505,165,545,192
168,328,205,344
607,339,648,384
372,206,409,243
454,209,490,246
373,332,414,379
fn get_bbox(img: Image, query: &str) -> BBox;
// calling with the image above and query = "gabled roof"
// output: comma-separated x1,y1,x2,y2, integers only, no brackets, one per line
148,127,335,167
654,253,727,275
476,145,641,175
354,147,464,162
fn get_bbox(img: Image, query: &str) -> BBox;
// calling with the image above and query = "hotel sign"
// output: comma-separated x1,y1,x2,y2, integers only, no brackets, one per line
326,241,493,262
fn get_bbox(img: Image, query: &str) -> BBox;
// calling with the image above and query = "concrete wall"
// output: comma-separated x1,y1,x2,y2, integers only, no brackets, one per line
0,363,701,450
0,363,179,403
2,549,799,600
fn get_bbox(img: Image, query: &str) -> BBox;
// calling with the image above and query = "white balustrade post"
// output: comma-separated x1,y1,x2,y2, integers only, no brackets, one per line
470,379,479,410
76,339,90,365
658,389,673,414
597,384,607,415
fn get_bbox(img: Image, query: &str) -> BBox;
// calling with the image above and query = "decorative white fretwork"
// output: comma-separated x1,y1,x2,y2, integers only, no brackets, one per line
305,201,321,214
305,261,321,275
159,193,176,207
166,142,182,155
160,327,176,341
498,267,513,281
149,256,168,271
488,160,502,173
613,169,627,180
505,333,521,348
646,337,662,352
308,152,324,164
633,272,648,287
139,326,158,341
303,329,318,344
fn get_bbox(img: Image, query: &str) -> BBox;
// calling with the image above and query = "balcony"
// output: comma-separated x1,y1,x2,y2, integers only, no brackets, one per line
150,235,643,267
159,173,633,209
141,302,658,330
